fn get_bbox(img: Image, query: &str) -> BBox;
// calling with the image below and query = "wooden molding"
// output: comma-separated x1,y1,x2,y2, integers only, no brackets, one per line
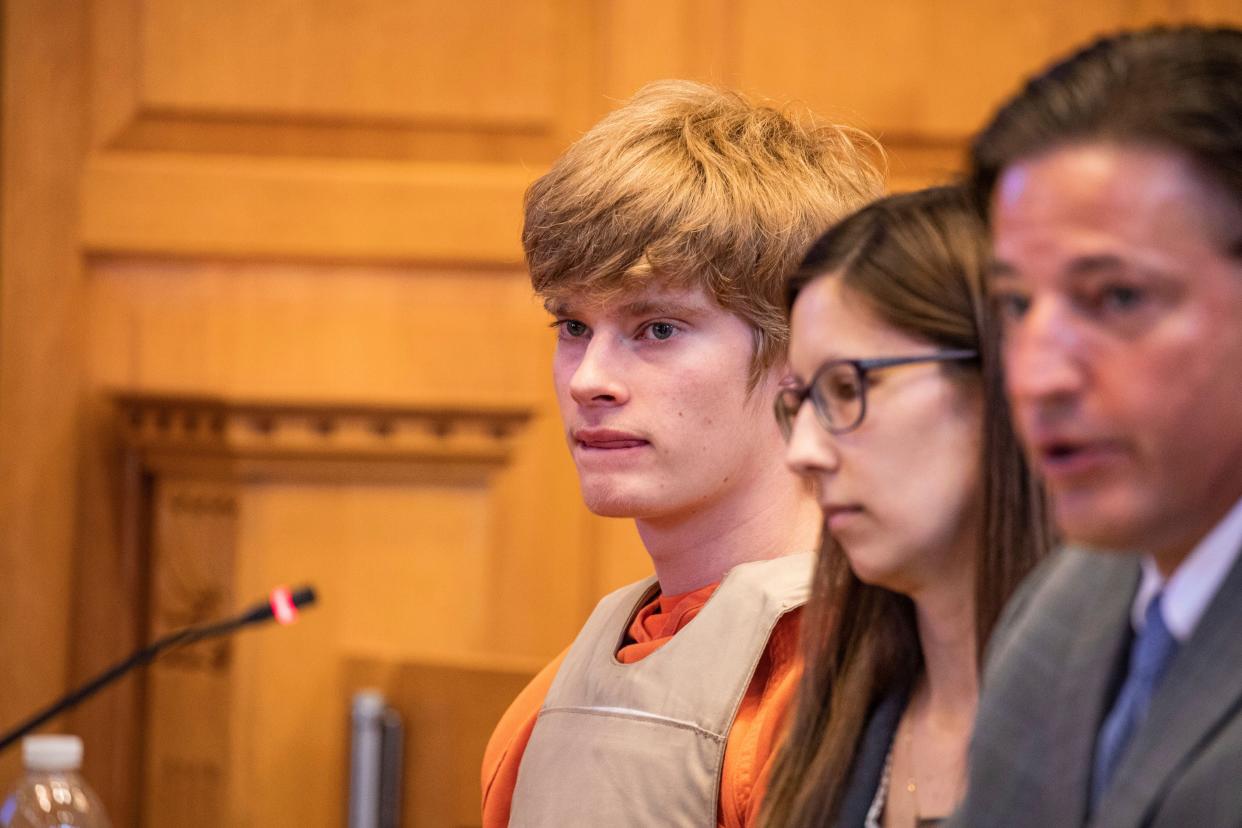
114,392,535,473
109,390,535,825
82,153,536,264
90,0,564,148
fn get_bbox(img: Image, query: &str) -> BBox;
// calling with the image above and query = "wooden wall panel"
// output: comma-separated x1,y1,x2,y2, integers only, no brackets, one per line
0,0,89,791
80,0,1242,269
83,0,602,264
228,481,505,826
732,0,1242,188
88,261,548,400
736,2,1118,137
140,0,560,126
93,0,583,154
81,155,539,263
597,0,732,100
109,392,551,826
240,483,501,659
0,2,1236,826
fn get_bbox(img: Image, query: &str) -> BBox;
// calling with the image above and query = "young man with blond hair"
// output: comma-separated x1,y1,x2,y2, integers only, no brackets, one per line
480,81,882,827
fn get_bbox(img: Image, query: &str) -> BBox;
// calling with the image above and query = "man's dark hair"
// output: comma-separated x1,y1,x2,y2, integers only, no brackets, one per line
970,25,1242,228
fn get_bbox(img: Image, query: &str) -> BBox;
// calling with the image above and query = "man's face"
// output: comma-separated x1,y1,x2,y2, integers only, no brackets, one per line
550,284,787,522
991,144,1242,566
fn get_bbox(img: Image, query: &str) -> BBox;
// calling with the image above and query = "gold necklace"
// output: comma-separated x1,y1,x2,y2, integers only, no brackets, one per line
899,696,968,826
903,704,920,802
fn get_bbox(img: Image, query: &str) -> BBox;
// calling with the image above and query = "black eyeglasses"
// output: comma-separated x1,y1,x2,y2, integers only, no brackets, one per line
774,350,978,439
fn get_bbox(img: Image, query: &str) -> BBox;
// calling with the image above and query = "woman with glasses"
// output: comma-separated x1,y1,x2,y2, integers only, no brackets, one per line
759,186,1051,827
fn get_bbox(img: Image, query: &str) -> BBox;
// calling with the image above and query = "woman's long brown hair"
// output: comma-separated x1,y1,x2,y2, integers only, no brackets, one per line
759,186,1051,827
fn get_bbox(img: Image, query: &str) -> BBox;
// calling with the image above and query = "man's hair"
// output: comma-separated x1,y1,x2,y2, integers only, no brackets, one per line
523,80,884,387
970,25,1242,234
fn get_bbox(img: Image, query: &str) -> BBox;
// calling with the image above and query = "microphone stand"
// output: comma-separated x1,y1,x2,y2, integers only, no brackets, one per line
0,585,317,754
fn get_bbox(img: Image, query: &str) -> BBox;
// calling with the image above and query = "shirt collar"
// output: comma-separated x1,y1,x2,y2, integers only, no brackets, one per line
1132,495,1242,641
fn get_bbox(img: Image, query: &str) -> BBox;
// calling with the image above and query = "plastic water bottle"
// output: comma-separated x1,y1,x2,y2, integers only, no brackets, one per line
0,735,110,827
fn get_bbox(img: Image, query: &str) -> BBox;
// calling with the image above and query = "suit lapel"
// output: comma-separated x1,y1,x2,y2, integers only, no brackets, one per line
1048,552,1140,825
1096,545,1242,826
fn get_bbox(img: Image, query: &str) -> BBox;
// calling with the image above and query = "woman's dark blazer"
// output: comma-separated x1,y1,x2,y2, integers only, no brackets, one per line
835,689,909,827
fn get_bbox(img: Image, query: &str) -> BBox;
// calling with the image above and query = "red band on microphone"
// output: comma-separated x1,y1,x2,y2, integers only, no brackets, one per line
270,587,297,625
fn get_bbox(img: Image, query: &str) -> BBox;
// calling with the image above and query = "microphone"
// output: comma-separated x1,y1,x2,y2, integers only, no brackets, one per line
0,585,318,753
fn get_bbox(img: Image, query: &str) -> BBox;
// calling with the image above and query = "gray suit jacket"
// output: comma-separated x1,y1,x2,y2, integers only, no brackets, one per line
950,546,1242,827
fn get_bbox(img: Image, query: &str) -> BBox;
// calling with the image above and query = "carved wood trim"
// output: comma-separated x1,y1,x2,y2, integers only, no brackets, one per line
142,478,237,827
109,390,534,825
114,392,535,475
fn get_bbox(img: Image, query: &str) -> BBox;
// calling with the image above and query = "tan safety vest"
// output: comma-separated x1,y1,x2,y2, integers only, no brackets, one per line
508,552,813,827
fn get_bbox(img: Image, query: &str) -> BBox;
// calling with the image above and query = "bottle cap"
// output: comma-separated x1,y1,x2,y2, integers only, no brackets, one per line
22,735,83,771
352,689,386,720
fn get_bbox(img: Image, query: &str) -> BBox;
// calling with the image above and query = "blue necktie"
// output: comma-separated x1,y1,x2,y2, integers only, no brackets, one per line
1091,593,1180,808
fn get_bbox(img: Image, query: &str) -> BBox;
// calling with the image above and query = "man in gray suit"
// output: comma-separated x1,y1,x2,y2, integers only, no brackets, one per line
951,26,1242,827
